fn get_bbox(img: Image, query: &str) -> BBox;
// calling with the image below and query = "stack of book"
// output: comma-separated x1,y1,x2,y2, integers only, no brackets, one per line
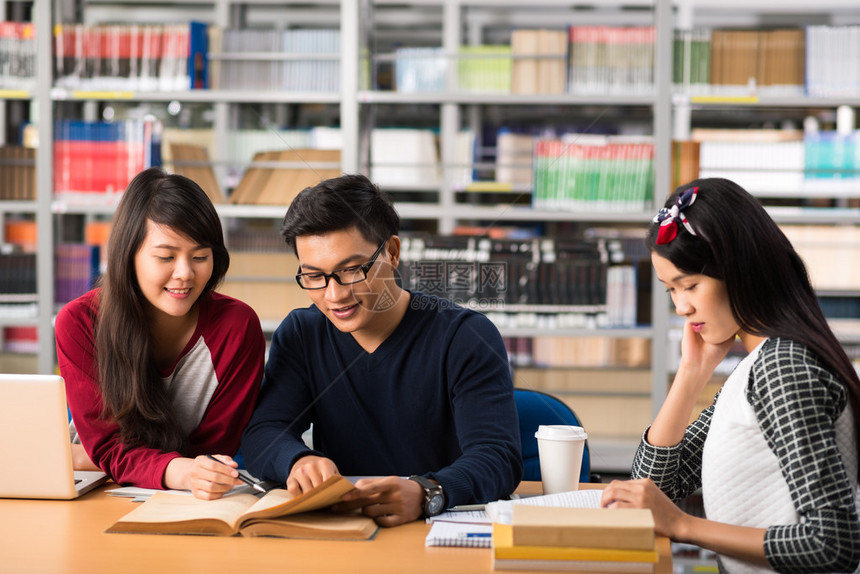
458,45,511,93
0,146,36,200
693,128,805,195
53,22,208,91
511,29,567,95
214,27,340,92
807,25,860,97
532,135,654,213
673,27,805,97
708,28,804,97
393,47,446,92
53,118,161,203
567,26,655,96
0,248,36,319
492,505,659,572
54,244,101,305
0,21,36,90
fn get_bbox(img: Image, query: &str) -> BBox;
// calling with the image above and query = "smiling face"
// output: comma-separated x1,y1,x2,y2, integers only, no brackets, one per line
652,251,741,346
133,219,214,322
295,226,404,344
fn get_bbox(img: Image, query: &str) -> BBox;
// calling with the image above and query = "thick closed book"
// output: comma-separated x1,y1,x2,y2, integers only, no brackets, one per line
492,523,657,572
511,505,655,550
106,475,378,540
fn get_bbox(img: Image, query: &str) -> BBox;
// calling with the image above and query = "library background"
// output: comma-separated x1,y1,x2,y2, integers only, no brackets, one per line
2,0,860,569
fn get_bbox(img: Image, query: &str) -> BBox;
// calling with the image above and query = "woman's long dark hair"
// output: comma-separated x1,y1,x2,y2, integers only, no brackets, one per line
648,178,860,478
95,167,229,452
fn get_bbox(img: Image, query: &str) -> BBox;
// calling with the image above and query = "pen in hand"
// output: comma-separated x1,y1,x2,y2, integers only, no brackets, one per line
206,454,266,493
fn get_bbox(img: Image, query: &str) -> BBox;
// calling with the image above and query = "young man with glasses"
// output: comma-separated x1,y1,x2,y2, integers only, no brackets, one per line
242,174,523,527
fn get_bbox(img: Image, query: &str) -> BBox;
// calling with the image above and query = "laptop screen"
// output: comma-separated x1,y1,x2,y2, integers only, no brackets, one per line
0,374,105,499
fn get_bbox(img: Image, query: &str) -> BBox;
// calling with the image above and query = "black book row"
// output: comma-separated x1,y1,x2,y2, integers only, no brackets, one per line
398,236,612,310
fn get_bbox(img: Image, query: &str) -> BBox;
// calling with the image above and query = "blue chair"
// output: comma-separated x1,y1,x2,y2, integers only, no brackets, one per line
514,388,591,484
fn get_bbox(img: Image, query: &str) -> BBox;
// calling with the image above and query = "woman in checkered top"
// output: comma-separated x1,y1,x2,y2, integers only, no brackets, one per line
601,178,860,573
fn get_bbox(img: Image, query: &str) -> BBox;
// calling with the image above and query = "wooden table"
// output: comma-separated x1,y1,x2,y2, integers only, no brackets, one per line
1,484,672,573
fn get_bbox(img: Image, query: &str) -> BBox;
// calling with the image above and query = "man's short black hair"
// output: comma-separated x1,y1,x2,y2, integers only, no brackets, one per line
280,173,400,253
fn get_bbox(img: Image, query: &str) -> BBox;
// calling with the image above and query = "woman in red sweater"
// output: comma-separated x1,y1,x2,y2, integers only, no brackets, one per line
56,167,265,499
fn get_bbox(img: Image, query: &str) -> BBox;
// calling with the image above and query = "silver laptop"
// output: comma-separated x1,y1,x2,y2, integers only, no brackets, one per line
0,374,108,499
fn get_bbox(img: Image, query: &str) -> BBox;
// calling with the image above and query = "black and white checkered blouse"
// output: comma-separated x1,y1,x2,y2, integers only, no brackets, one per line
632,337,860,573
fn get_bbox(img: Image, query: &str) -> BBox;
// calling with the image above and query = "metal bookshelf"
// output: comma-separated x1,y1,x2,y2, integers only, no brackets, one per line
15,0,674,471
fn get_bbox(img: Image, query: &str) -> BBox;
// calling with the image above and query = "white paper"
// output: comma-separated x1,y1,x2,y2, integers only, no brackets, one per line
485,489,603,525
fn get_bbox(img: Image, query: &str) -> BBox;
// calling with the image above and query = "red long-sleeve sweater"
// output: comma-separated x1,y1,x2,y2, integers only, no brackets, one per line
55,289,265,488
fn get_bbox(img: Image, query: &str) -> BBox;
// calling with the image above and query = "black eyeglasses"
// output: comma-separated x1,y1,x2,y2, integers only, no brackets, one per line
296,241,387,290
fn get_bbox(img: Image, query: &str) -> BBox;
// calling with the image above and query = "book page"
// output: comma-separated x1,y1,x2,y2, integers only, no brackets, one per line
239,475,355,522
110,491,260,533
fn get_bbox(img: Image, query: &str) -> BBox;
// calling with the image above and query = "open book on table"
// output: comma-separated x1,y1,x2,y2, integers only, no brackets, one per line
106,475,378,540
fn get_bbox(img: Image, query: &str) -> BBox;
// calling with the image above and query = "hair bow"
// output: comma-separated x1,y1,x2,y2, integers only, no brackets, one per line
652,187,698,245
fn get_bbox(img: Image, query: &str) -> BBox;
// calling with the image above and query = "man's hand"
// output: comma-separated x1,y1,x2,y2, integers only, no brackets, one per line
287,455,340,495
332,476,424,527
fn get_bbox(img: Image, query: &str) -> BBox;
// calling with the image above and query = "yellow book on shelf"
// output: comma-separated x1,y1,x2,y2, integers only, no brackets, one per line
106,475,377,540
511,504,655,550
492,523,657,572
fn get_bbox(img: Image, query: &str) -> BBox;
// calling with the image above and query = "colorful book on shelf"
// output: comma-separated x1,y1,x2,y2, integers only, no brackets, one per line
458,45,511,93
0,250,36,301
672,28,711,94
394,46,446,92
53,22,205,92
106,475,377,540
54,244,100,305
53,119,159,201
568,26,655,96
187,21,208,89
805,25,860,98
0,146,36,200
671,140,700,191
537,29,567,95
0,21,36,91
492,522,658,572
510,29,539,95
532,135,654,212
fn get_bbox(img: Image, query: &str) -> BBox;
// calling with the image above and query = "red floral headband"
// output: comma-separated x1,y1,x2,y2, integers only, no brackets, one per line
652,187,698,245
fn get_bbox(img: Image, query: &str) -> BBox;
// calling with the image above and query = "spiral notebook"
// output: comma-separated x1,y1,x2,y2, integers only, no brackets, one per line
425,520,494,548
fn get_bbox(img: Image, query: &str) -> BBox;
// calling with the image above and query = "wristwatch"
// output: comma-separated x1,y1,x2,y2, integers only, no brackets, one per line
408,475,446,517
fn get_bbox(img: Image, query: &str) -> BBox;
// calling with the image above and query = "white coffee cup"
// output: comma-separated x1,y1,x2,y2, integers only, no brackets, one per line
534,424,588,494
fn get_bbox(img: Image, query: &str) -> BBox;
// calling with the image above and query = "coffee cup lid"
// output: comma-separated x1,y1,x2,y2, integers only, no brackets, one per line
534,425,588,441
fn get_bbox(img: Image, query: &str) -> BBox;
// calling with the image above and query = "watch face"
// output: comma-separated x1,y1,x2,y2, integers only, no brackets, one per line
427,493,445,516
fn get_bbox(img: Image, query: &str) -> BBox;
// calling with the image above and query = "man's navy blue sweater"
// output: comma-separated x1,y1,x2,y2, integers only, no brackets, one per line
242,291,523,508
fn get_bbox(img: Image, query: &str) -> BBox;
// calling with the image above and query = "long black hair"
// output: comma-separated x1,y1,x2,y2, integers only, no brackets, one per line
96,167,229,452
648,178,860,477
